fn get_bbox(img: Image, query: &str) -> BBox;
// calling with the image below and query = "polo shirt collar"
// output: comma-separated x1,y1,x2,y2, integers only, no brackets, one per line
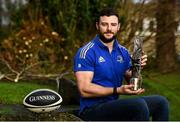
95,34,119,50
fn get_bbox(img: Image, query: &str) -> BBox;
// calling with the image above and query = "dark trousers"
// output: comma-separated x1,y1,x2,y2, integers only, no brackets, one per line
80,95,169,121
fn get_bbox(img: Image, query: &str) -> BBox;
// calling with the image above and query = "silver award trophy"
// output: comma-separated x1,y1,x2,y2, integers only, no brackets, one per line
130,36,143,91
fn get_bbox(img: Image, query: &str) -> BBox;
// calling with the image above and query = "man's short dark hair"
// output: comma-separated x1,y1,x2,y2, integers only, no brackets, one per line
97,8,119,22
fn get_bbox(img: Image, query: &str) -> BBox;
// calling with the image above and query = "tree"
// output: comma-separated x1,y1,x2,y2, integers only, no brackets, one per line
0,0,157,82
0,0,120,82
116,0,157,48
156,0,177,73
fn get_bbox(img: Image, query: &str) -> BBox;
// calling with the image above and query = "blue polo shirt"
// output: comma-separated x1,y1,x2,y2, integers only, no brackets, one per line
73,35,131,113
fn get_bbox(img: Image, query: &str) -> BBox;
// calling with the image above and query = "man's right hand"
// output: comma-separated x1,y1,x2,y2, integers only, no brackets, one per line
117,84,145,95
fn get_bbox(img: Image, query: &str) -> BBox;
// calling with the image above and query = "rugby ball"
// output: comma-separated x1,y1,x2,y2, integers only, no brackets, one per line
23,89,63,113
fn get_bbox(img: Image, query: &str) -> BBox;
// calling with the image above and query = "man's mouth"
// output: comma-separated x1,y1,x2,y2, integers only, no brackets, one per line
104,32,114,35
104,33,114,37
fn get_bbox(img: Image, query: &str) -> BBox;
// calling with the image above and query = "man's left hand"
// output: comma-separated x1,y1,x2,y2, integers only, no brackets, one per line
141,53,148,68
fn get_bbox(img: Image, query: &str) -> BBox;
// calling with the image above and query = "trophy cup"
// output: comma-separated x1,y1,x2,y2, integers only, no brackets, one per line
129,36,143,91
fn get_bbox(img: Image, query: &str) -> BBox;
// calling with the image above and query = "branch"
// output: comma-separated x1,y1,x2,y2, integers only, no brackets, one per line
2,59,19,75
24,62,41,72
0,73,5,80
1,59,42,82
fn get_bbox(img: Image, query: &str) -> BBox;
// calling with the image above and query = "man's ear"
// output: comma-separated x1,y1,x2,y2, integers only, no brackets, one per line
96,22,99,30
118,23,120,31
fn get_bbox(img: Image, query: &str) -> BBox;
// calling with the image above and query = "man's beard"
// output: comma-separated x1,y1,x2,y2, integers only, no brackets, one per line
99,33,116,43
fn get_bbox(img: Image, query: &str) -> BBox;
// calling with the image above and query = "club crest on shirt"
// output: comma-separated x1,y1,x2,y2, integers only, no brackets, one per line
78,64,81,68
98,56,105,63
117,55,124,63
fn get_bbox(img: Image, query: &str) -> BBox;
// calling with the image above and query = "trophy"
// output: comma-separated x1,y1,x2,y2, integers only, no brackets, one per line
129,36,143,91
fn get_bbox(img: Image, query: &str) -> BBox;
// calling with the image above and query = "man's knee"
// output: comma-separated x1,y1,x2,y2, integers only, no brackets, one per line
132,98,149,112
148,95,169,121
128,98,149,120
154,95,169,110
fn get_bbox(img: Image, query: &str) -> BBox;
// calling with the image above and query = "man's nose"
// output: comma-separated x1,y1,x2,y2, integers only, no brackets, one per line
107,25,112,31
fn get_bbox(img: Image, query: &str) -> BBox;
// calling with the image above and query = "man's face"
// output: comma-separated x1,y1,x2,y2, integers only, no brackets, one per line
96,15,120,42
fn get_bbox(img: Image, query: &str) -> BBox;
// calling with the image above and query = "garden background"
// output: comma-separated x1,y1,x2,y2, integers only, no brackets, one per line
0,0,180,120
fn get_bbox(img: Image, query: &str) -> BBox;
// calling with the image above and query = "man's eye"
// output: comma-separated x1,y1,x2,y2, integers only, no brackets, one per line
111,23,117,26
101,23,107,26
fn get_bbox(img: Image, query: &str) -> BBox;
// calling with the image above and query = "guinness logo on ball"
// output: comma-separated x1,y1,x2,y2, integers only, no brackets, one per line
29,95,56,102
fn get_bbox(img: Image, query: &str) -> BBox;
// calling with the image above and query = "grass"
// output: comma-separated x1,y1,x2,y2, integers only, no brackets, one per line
121,71,180,121
0,71,179,120
0,81,56,104
142,72,180,120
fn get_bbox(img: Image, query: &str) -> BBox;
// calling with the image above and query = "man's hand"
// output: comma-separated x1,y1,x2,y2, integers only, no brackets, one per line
117,84,145,95
141,52,148,68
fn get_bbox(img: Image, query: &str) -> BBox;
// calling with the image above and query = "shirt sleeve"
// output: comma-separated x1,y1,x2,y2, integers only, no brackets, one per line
122,48,132,71
126,52,132,70
73,48,95,72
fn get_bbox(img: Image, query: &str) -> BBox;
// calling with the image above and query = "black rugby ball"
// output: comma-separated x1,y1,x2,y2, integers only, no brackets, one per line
23,89,63,113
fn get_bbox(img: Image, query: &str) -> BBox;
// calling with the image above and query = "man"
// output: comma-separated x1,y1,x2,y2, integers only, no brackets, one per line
73,8,169,121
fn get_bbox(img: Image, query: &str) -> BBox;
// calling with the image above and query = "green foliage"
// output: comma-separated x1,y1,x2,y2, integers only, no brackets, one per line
143,72,180,120
0,81,55,104
0,71,179,120
0,0,125,75
0,20,67,74
0,0,159,79
38,0,121,48
121,72,180,120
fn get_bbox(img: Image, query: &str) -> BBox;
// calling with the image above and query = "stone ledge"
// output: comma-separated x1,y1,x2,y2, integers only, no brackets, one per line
0,104,82,121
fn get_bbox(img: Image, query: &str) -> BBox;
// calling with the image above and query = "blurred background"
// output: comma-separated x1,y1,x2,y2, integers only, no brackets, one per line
0,0,179,120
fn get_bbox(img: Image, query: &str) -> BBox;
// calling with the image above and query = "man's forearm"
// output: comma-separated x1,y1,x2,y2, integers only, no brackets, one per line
79,82,114,98
124,69,132,84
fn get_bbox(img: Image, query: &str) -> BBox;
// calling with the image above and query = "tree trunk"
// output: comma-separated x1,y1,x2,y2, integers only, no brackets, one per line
156,0,177,73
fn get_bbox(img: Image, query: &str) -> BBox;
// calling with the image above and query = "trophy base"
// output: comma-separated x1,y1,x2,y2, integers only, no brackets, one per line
130,77,142,91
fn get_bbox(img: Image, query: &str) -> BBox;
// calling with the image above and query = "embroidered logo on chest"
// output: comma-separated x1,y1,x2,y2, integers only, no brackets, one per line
78,64,81,68
98,56,105,63
117,55,124,63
